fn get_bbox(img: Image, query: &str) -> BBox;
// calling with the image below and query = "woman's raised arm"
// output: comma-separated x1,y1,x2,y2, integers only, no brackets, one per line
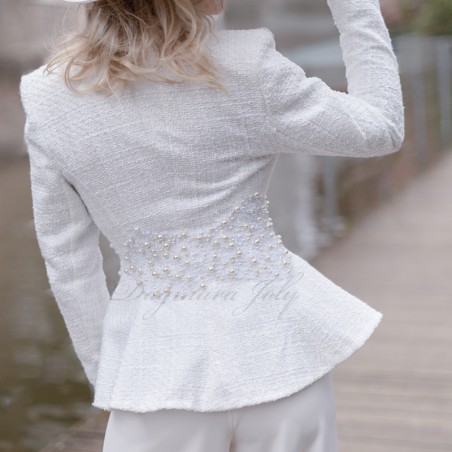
257,0,405,157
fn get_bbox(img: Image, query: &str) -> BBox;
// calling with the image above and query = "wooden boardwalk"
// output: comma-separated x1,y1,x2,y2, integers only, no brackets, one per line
312,150,452,452
40,410,108,452
40,149,452,452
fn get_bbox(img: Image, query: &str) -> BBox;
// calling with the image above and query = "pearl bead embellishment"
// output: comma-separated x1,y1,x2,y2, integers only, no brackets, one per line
119,192,292,299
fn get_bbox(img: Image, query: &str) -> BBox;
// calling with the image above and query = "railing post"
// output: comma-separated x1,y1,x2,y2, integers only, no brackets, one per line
435,37,452,150
319,156,345,241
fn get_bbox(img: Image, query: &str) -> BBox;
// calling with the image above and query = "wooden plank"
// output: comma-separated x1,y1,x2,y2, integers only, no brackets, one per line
40,411,108,452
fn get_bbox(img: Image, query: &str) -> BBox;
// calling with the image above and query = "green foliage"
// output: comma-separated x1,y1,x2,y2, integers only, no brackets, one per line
410,0,452,35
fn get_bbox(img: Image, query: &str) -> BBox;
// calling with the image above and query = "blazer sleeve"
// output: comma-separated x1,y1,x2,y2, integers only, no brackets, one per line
257,0,405,158
22,111,110,388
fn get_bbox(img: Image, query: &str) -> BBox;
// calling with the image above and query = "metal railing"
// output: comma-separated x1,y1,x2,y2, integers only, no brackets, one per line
280,33,452,253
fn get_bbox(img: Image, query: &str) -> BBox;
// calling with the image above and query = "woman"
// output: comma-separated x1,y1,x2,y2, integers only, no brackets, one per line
19,0,404,450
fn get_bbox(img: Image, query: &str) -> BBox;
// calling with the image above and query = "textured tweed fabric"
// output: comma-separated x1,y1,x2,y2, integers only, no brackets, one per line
19,0,404,412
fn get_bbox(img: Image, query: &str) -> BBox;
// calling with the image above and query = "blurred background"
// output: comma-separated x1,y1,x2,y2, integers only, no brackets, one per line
1,0,451,451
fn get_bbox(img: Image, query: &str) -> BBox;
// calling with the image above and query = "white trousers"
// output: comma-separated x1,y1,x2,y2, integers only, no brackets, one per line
102,371,339,452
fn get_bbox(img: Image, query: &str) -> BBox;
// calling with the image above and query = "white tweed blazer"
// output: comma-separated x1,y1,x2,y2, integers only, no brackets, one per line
20,0,404,412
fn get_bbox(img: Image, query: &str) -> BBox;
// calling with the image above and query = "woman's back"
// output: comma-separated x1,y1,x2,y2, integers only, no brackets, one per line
20,29,275,239
19,0,404,414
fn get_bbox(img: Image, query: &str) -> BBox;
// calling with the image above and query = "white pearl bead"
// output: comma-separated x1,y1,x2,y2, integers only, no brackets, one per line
119,192,292,299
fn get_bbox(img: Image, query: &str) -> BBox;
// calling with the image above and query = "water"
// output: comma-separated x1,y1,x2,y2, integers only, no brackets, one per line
0,158,97,452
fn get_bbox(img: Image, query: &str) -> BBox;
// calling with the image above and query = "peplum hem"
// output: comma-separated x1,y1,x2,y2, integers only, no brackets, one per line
92,248,382,413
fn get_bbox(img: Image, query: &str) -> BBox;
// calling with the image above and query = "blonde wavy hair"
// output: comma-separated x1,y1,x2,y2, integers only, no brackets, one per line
44,0,228,97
